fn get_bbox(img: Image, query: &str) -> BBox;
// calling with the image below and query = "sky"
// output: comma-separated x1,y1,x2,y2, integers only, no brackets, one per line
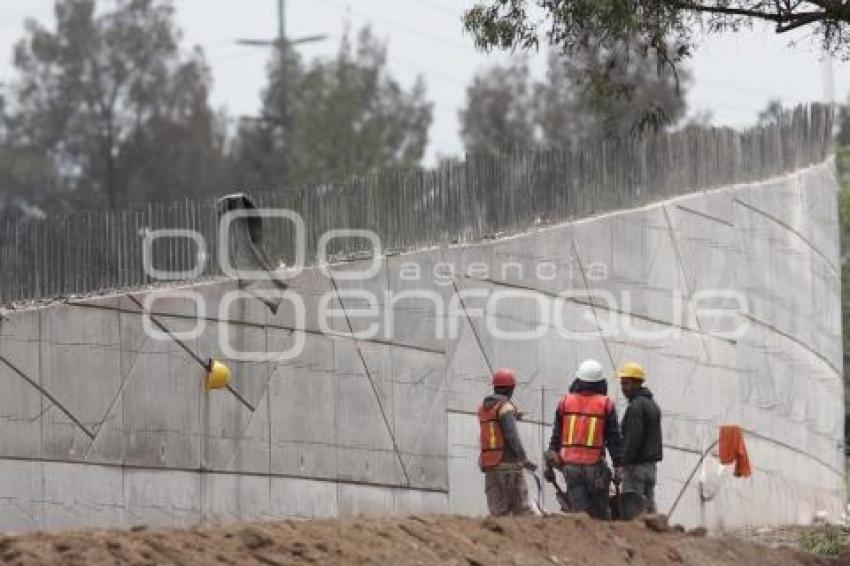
0,0,848,165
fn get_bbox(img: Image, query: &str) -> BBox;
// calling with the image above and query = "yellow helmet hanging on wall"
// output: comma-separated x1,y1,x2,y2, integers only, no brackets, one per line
206,360,232,391
617,361,646,381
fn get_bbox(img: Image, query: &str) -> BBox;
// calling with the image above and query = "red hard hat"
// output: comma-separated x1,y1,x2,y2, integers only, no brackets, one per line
492,368,517,388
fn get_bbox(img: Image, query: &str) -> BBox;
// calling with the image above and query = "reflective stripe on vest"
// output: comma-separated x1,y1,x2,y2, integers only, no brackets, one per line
478,400,506,471
559,393,611,465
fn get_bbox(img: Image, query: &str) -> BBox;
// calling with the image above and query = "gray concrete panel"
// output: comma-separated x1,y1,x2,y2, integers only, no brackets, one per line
270,477,338,519
269,333,338,480
121,313,203,469
124,468,201,527
0,310,43,459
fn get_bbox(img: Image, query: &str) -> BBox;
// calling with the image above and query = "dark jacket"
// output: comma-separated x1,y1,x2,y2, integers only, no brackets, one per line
621,387,663,466
481,394,526,464
548,379,623,467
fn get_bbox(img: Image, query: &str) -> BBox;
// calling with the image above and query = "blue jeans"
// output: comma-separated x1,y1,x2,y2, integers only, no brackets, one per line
623,462,657,513
562,461,611,520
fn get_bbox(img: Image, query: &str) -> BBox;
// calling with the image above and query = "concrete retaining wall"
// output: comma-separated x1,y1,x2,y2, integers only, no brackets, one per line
0,160,843,532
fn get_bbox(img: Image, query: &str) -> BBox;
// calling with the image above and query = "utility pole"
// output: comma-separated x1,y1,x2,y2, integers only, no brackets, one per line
278,0,284,43
237,0,327,48
236,0,327,189
237,0,327,124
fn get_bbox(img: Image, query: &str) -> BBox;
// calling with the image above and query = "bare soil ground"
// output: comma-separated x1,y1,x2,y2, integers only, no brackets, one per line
0,514,837,566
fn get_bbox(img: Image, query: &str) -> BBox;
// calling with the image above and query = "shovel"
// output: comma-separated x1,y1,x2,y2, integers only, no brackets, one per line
532,470,546,514
609,478,646,521
548,474,570,512
525,469,547,515
537,466,570,512
612,474,624,519
527,469,571,515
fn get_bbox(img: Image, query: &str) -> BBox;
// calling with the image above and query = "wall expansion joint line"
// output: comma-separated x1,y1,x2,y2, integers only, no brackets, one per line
0,453,449,493
570,242,616,370
67,300,445,355
327,274,411,487
732,197,839,275
124,294,256,413
674,204,734,227
0,355,95,439
743,313,841,378
662,205,712,365
458,274,737,345
448,275,493,375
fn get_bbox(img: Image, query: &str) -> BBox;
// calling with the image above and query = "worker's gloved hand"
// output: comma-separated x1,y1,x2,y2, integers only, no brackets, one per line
543,450,560,468
543,465,556,483
523,460,538,472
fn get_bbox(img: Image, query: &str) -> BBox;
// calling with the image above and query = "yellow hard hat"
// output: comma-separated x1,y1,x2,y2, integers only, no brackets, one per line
206,360,232,391
618,361,646,381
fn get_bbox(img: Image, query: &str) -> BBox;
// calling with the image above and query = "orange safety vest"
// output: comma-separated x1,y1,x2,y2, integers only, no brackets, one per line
559,393,612,465
478,400,507,471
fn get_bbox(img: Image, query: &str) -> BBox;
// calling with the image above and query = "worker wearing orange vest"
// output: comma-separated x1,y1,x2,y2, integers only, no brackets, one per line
478,368,538,516
543,359,623,520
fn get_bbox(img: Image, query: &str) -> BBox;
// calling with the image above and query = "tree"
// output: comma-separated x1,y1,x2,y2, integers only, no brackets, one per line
756,99,792,126
0,84,56,219
460,47,691,152
232,27,433,190
547,43,690,141
837,98,850,147
459,58,537,153
463,1,845,118
9,0,226,209
0,87,6,138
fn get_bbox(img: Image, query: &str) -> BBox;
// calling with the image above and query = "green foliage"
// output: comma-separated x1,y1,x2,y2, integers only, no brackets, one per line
459,59,537,153
0,142,58,219
8,0,227,209
798,525,848,557
837,98,850,147
0,6,435,214
460,46,690,153
757,100,792,127
232,26,433,190
836,148,850,387
464,1,850,116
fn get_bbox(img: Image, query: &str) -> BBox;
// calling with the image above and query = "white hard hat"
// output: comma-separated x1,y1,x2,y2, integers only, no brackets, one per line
575,359,605,383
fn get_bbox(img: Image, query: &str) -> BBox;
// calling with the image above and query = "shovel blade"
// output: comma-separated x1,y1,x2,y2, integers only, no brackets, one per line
610,491,646,521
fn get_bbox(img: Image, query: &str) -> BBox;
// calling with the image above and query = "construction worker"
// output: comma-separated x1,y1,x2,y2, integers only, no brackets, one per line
617,362,662,513
544,359,622,520
478,368,537,516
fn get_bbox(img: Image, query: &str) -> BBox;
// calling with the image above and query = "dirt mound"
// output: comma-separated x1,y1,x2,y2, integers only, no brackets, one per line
0,515,833,565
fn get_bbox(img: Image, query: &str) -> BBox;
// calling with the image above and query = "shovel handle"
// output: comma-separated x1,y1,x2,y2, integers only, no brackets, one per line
524,469,546,516
614,479,624,520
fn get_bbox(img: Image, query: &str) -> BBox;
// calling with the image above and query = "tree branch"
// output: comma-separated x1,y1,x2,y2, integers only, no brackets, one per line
803,0,842,10
669,1,784,22
670,1,834,30
776,11,827,31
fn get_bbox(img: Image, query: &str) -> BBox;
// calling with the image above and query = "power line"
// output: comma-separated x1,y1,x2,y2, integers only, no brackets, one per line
413,0,466,18
256,13,471,89
313,0,472,51
0,0,53,23
426,0,467,14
